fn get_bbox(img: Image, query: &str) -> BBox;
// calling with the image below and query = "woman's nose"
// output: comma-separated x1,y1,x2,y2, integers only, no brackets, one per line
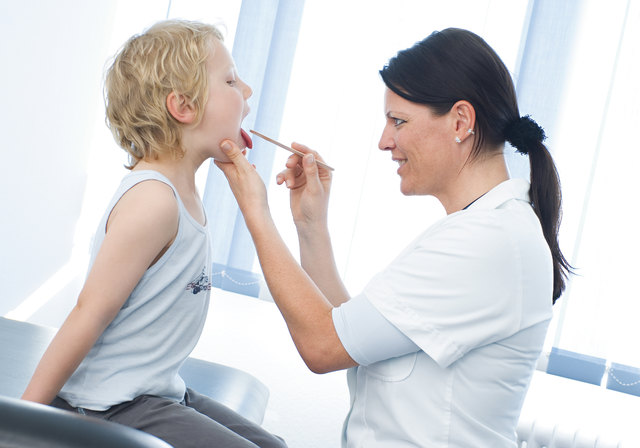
378,128,395,151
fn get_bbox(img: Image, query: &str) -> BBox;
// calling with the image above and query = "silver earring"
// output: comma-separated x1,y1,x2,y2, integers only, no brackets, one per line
455,136,462,144
467,128,475,135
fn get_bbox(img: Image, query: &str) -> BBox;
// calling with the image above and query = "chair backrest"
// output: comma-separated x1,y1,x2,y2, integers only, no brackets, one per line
0,316,269,424
0,317,171,446
179,357,269,425
0,317,55,399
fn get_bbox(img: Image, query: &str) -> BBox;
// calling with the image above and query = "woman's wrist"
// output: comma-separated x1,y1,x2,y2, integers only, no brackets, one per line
296,223,332,252
295,219,329,240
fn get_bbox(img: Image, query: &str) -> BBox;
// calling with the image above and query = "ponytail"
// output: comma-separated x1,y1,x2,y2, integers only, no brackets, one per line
505,116,573,304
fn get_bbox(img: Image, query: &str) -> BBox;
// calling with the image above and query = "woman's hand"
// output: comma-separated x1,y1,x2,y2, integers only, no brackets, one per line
276,143,332,232
215,140,269,221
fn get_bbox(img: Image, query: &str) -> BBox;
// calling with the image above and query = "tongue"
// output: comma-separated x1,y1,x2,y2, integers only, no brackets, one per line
241,128,253,149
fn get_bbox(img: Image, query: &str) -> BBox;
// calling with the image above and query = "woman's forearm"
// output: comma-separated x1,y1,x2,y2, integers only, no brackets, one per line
245,210,355,373
216,141,356,372
297,225,351,306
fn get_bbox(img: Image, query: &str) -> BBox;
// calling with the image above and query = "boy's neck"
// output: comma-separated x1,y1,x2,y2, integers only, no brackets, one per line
134,154,198,193
134,154,207,226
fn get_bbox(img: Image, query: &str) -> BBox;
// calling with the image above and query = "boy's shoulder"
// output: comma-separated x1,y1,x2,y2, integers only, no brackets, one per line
108,177,179,234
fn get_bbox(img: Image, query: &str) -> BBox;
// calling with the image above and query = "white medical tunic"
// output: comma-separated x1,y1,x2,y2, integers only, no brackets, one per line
337,179,553,447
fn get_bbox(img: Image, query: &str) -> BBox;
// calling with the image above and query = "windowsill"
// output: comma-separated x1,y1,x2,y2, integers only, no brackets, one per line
520,370,640,444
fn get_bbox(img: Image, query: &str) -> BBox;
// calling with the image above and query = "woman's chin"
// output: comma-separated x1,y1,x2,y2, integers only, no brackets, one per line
399,180,412,196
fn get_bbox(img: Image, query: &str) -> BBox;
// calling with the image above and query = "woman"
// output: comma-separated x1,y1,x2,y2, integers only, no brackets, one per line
216,28,571,447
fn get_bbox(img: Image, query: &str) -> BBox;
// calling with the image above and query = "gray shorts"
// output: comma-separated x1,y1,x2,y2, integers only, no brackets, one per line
51,388,286,448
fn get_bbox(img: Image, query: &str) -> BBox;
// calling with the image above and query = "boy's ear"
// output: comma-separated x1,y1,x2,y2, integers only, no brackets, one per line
166,92,197,124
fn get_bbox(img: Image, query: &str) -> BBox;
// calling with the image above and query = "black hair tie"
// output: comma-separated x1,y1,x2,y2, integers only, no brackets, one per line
504,115,546,155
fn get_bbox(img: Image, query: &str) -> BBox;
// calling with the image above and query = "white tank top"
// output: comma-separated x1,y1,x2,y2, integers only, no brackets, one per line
59,170,211,410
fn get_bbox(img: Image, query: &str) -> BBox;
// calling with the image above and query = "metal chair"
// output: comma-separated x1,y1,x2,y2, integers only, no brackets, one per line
0,316,270,447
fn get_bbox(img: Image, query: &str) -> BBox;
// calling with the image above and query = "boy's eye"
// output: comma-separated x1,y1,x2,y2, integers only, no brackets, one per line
227,79,237,86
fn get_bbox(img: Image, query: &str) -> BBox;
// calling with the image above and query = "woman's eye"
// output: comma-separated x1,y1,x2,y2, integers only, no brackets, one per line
393,117,406,126
227,79,237,86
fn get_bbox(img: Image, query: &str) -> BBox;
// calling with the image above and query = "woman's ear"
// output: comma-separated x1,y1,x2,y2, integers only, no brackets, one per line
166,92,196,124
452,100,476,144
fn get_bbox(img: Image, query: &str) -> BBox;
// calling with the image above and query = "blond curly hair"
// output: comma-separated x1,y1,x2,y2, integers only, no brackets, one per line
104,19,224,168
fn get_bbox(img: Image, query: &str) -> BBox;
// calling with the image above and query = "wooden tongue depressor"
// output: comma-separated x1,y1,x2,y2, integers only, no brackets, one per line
249,130,335,171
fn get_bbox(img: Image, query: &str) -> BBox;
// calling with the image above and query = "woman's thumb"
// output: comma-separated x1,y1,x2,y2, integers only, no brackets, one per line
215,139,248,174
302,153,320,186
221,139,240,157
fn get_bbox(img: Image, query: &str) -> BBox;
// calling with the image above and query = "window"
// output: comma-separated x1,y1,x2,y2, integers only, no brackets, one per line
547,0,640,370
271,0,531,294
232,0,640,388
7,0,639,390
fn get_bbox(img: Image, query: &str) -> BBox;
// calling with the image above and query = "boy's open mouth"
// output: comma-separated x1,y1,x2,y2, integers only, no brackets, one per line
241,128,253,149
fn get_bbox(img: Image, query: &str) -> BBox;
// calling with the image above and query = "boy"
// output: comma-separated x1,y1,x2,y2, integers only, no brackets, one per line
22,19,285,448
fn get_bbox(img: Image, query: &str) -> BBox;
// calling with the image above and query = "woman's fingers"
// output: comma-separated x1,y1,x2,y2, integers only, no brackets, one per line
292,143,330,167
277,143,330,189
301,153,321,194
291,142,313,155
277,153,303,188
214,139,269,215
292,142,332,183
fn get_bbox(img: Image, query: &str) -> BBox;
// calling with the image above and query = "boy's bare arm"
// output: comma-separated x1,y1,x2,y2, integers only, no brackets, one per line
22,181,179,404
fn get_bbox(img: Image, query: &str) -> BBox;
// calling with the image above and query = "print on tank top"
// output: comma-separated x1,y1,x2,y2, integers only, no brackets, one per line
186,267,212,295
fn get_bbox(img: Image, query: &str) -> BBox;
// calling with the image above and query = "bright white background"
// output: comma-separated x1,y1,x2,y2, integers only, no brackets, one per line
1,0,639,446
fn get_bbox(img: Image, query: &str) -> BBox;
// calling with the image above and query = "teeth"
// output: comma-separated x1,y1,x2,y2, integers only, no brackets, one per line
397,160,406,166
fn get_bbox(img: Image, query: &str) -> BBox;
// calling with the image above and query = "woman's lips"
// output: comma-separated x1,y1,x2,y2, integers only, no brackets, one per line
241,128,253,149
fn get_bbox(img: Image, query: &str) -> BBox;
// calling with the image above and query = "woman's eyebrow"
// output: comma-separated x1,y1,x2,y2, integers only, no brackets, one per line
386,111,406,119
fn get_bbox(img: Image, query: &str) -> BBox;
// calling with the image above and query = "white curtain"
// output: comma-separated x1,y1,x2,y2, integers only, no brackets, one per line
547,0,640,380
202,0,306,297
